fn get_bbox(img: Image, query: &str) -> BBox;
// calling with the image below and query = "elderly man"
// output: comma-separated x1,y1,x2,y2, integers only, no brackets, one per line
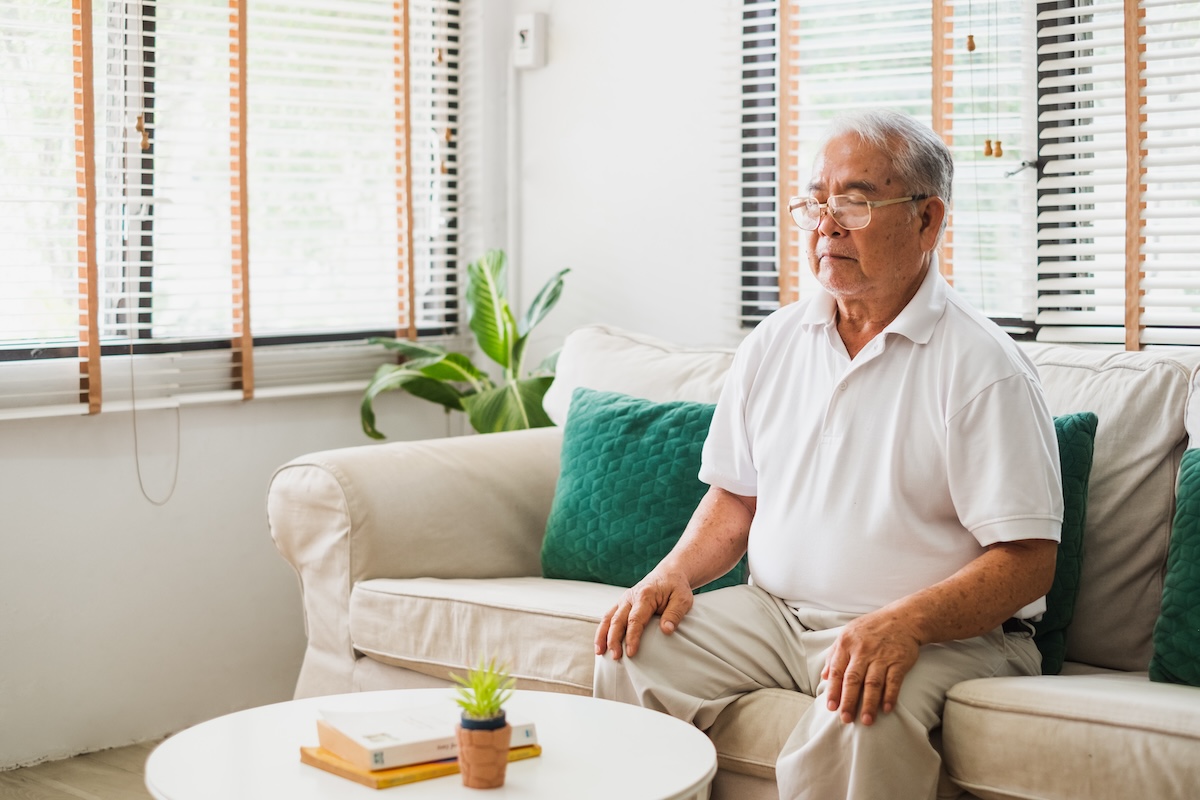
593,110,1062,800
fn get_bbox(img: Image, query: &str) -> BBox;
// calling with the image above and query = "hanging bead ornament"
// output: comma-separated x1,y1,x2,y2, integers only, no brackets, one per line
969,1,1005,157
136,114,150,151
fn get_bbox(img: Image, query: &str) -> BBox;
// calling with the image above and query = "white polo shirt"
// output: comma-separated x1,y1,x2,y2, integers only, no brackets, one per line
699,263,1063,618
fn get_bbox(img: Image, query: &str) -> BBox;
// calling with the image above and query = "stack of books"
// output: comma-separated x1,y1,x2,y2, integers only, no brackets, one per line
300,704,541,789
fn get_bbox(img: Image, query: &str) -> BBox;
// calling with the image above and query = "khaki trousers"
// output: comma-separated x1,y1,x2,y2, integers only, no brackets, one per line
593,584,1041,800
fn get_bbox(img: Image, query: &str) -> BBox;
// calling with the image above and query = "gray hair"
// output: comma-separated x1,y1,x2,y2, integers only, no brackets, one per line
822,110,953,238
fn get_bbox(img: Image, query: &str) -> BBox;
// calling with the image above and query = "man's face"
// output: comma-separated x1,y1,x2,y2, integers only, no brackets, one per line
804,132,943,307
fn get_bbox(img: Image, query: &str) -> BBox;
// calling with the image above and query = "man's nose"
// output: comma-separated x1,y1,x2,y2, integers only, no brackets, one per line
816,209,845,237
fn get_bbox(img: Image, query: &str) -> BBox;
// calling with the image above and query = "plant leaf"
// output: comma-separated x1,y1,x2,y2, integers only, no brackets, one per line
361,365,465,439
518,268,570,337
401,376,467,410
461,376,555,433
408,352,491,386
466,250,515,369
368,337,447,360
534,347,561,376
510,268,568,376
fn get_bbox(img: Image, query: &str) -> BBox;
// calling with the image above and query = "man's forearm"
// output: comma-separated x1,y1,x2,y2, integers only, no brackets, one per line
884,538,1058,646
596,486,755,658
656,486,755,589
821,537,1058,725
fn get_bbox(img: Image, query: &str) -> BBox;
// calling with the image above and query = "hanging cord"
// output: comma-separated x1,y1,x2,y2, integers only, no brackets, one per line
991,0,1002,157
968,0,987,307
126,111,181,506
129,351,181,507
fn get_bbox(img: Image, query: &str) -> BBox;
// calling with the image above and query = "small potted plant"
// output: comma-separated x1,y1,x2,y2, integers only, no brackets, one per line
451,657,516,789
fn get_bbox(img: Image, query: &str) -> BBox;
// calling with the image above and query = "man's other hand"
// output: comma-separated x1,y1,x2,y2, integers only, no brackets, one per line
821,610,922,726
595,571,694,660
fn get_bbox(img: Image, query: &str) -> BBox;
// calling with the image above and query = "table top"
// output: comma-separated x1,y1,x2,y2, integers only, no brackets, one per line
145,688,717,799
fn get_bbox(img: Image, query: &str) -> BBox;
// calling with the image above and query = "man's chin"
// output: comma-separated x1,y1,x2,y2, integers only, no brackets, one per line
815,268,869,297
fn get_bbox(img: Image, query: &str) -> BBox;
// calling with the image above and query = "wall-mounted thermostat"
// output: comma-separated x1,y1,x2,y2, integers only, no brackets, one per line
513,13,547,70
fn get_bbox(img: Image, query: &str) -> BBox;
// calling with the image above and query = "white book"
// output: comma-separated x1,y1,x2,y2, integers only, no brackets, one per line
316,705,538,772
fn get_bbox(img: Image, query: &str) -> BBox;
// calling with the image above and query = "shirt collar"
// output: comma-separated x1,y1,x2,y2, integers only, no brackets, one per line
799,252,948,346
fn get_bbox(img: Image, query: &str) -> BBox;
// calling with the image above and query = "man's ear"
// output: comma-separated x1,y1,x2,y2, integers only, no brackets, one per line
918,196,946,251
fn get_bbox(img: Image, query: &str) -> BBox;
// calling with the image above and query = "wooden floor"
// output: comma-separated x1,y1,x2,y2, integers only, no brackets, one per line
0,741,160,800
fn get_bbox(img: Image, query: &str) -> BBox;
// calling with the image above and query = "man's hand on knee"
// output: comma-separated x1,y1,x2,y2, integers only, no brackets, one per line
594,571,693,660
821,611,921,726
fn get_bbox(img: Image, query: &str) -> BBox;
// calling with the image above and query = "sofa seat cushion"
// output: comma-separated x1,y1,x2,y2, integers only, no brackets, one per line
943,672,1200,800
348,577,624,695
706,688,812,779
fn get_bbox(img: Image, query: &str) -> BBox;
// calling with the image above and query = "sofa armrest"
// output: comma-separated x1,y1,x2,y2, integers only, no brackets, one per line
267,426,563,697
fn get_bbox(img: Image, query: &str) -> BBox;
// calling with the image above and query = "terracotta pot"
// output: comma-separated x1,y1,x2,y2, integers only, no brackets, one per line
455,718,513,789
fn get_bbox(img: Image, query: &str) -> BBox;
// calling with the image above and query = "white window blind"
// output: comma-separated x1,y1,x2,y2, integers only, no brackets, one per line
1036,0,1200,347
746,0,1038,324
737,0,780,326
95,0,245,406
0,0,460,417
1,2,98,416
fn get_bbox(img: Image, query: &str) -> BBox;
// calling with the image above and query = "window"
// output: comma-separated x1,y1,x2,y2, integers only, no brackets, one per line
1035,0,1200,347
0,0,459,417
742,0,1199,350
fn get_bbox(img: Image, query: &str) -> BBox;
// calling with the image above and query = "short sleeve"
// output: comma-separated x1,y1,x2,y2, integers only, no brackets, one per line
946,372,1064,546
699,329,766,497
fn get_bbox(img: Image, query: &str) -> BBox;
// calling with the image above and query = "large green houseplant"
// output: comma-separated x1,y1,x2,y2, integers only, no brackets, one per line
361,249,569,438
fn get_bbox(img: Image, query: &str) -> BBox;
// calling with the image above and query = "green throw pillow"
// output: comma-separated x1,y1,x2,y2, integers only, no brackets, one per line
540,388,747,592
1032,411,1099,675
1150,448,1200,686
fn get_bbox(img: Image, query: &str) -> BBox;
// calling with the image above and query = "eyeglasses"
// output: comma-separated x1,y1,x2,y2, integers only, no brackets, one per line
787,194,930,231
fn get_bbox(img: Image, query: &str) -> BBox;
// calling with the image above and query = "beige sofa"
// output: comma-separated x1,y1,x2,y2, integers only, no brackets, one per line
268,324,1200,800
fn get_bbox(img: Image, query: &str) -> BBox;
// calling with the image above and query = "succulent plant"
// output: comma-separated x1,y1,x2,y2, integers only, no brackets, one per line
451,657,516,721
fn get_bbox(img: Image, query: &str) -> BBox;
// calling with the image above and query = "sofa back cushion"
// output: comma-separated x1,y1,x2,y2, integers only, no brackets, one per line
543,325,734,426
1021,344,1200,671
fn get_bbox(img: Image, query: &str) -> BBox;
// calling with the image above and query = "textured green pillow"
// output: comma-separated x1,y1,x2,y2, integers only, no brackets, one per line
1150,448,1200,686
541,388,747,592
1032,411,1099,674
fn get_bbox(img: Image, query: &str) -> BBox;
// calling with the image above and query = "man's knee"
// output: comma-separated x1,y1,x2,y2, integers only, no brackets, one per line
593,652,638,704
593,621,674,702
777,699,941,800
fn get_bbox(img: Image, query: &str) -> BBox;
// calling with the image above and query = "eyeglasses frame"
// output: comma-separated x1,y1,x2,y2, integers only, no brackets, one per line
787,193,932,231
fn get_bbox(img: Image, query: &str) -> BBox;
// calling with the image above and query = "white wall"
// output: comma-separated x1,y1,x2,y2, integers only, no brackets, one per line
0,394,456,768
506,0,747,358
0,0,745,769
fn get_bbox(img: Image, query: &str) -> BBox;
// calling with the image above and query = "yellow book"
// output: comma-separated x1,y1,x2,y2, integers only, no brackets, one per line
300,743,543,789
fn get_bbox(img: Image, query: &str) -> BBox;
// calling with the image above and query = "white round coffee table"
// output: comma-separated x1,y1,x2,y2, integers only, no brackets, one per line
145,688,716,799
